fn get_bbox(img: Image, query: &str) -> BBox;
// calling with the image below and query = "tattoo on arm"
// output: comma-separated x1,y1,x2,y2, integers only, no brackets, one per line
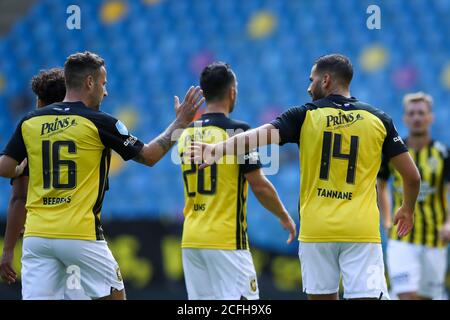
155,131,176,153
132,151,147,165
132,119,187,165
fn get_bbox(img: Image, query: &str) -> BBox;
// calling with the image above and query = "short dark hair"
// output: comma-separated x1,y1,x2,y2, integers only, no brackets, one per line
31,68,66,105
200,62,236,102
64,51,105,89
314,54,353,86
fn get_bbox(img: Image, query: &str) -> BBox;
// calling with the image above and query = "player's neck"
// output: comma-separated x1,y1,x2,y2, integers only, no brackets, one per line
328,87,351,98
63,91,92,110
204,102,229,116
407,133,432,151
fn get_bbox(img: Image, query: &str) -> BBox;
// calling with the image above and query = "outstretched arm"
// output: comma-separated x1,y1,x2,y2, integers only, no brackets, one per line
133,86,205,167
190,124,280,168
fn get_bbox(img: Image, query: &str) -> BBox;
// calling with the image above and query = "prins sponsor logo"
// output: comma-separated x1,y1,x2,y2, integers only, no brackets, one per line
326,111,364,129
41,117,77,136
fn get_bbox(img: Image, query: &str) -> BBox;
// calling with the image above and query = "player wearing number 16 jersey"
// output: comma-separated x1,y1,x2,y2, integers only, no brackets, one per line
190,54,421,300
0,51,204,300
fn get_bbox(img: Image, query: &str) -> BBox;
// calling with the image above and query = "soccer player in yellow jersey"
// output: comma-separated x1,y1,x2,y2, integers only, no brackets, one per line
0,51,204,300
188,54,421,300
178,62,296,300
0,68,66,285
378,92,450,300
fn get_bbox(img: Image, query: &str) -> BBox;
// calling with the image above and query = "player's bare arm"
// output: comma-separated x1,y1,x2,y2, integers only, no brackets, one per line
377,179,392,230
0,176,28,284
245,169,296,244
0,156,27,179
188,123,280,168
390,152,421,237
440,183,450,241
134,86,205,166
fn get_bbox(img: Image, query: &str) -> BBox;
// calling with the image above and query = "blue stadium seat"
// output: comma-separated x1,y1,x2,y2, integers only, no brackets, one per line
0,0,450,252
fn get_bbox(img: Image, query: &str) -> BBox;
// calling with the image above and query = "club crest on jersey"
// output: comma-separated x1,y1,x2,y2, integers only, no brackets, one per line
116,266,123,282
41,117,77,136
250,277,258,293
326,111,364,129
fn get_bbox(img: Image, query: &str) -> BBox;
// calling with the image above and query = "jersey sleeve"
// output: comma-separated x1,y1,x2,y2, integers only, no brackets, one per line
377,156,391,181
381,116,408,160
270,106,308,145
2,119,27,163
95,113,144,161
236,123,262,174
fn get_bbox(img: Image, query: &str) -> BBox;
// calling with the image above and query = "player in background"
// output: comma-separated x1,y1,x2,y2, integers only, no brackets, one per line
188,54,421,300
378,92,450,300
0,51,204,300
178,62,296,300
0,68,66,285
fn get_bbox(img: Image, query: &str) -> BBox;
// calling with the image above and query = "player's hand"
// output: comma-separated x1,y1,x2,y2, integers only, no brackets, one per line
393,206,414,238
14,158,27,178
174,86,205,127
439,222,450,242
0,250,16,284
279,214,297,244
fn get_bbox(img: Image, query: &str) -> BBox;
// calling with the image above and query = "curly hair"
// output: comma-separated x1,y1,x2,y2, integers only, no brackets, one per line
31,68,66,105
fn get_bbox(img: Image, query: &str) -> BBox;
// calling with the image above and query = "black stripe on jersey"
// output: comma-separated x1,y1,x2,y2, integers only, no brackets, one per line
236,167,243,250
438,167,447,231
240,171,247,250
428,145,439,247
415,151,427,245
407,151,417,244
93,149,110,240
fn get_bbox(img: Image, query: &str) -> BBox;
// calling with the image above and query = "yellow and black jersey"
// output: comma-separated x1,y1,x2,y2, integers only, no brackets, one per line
379,139,450,248
178,113,261,250
2,101,144,240
271,94,408,243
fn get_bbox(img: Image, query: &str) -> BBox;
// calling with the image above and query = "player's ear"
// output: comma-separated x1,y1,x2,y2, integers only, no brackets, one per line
37,99,46,108
86,74,95,90
322,73,331,88
230,86,237,100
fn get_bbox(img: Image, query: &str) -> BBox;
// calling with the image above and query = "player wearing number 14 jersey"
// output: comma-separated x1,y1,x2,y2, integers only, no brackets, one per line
190,54,421,300
0,51,204,299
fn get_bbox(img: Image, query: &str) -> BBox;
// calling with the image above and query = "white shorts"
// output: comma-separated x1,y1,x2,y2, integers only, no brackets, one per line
182,249,259,300
387,240,448,299
22,237,124,300
298,242,390,299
